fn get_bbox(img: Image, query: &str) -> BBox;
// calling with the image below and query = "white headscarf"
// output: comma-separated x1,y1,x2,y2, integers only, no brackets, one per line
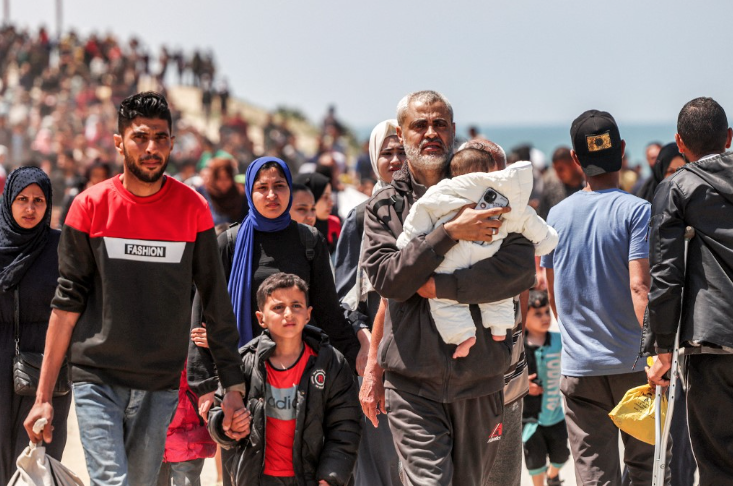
342,120,401,310
369,119,399,195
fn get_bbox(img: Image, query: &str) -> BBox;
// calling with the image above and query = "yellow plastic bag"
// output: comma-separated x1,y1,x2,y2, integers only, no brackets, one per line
608,384,667,445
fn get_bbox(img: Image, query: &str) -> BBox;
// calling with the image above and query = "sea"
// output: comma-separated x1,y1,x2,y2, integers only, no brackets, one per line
355,123,677,178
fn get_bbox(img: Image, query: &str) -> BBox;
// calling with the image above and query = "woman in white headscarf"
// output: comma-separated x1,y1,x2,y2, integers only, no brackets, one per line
333,119,404,314
367,119,404,195
332,119,405,486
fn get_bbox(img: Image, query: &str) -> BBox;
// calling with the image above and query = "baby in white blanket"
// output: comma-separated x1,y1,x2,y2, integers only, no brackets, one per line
397,149,558,358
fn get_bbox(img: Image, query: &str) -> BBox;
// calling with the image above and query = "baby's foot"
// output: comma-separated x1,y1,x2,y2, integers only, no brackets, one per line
492,334,506,341
453,337,476,359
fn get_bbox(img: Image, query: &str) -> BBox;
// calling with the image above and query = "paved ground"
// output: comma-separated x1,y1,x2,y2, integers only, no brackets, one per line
65,403,706,486
53,314,578,485
59,396,577,486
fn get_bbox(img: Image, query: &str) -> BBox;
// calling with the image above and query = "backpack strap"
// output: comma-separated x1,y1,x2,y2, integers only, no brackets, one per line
354,201,367,236
372,193,407,224
226,221,240,255
227,222,317,262
298,223,319,262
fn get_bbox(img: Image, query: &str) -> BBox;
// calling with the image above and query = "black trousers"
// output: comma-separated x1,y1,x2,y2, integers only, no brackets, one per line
686,353,733,485
561,372,659,486
669,376,695,486
385,387,504,486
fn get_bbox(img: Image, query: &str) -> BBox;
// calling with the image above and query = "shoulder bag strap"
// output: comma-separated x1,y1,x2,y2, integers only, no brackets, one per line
14,287,20,356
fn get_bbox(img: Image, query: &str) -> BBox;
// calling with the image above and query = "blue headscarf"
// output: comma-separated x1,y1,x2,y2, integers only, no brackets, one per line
228,157,293,346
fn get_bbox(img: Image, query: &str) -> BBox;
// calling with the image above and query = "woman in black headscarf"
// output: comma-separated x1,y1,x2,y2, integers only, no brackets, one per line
640,142,686,203
0,167,71,484
294,172,341,253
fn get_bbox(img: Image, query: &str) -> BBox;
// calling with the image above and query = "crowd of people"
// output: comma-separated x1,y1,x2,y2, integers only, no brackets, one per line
0,24,731,486
0,24,372,236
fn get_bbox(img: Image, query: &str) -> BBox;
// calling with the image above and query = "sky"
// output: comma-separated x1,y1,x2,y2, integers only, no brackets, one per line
6,0,733,133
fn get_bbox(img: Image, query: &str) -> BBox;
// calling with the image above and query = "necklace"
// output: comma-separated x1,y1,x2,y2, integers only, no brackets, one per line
269,343,304,370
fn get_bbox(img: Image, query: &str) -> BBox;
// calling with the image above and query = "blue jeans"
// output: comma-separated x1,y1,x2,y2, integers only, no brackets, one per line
74,382,179,486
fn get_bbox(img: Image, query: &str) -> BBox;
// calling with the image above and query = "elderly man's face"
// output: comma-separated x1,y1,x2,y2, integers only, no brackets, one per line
398,100,455,172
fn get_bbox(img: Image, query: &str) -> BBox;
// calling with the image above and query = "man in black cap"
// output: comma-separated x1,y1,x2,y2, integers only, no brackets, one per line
646,97,733,483
540,110,657,484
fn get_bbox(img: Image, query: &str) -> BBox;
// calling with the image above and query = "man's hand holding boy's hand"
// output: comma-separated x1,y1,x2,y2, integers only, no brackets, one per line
221,390,246,438
225,408,251,440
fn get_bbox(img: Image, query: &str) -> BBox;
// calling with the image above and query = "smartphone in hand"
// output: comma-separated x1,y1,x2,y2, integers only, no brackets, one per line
478,188,509,220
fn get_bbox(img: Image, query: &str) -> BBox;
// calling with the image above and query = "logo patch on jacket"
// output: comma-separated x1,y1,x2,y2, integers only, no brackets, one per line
488,423,503,443
311,369,326,389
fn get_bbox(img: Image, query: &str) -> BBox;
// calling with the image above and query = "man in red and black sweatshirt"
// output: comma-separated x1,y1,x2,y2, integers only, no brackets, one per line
25,92,247,486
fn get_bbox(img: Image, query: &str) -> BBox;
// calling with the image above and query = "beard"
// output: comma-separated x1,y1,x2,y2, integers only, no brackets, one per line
123,148,169,183
404,138,454,173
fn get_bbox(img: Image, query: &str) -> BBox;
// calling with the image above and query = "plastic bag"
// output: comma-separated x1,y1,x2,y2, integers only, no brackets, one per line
608,384,668,445
7,419,84,486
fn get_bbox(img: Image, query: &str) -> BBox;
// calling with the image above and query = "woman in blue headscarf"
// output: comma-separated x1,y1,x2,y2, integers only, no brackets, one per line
187,157,360,486
188,156,359,396
0,167,72,484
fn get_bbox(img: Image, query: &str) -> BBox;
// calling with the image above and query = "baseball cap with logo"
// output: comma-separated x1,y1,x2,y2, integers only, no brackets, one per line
570,110,623,176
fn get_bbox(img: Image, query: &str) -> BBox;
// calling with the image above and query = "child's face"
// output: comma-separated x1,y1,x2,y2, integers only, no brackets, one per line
525,305,552,336
256,286,312,341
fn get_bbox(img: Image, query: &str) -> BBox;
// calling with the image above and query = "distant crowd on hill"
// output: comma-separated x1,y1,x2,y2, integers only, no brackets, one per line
0,23,664,236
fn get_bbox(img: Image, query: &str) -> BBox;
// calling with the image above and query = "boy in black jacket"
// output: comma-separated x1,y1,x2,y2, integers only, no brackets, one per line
208,273,361,486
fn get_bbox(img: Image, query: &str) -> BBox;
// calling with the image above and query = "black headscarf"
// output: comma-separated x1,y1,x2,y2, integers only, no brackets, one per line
294,172,330,203
640,143,681,203
0,166,53,291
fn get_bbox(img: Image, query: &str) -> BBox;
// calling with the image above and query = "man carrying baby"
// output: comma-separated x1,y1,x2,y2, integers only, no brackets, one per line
397,148,557,358
360,90,536,486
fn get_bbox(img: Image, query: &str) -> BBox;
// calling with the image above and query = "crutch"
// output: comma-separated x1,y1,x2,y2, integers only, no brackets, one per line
651,226,694,486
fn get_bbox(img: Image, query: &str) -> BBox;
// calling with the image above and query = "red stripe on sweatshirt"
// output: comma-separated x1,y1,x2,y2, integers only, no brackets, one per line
65,175,214,242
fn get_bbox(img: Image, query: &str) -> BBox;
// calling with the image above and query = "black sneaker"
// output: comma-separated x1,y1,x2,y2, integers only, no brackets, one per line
547,475,564,486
